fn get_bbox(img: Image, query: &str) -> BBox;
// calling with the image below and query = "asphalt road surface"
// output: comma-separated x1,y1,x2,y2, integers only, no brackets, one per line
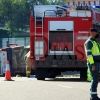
0,76,100,100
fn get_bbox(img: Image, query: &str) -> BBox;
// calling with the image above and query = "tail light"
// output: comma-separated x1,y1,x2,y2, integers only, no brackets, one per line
34,40,44,57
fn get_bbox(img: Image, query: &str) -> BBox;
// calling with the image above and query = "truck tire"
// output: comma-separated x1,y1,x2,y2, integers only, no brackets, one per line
37,78,45,80
80,68,87,80
48,69,61,78
35,68,47,80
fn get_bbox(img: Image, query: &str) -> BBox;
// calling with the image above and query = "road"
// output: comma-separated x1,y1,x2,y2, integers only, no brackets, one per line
0,76,100,100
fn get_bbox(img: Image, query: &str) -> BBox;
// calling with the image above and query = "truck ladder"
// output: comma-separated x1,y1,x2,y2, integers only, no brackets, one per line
35,12,44,39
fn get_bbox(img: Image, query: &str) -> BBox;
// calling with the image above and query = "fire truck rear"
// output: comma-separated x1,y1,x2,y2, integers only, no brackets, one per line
30,5,99,80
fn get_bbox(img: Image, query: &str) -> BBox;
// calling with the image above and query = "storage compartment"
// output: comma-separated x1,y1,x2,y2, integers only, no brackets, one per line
49,31,73,52
49,21,73,31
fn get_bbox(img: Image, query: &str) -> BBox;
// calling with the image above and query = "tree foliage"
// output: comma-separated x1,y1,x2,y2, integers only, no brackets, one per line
0,0,67,36
0,0,30,33
26,0,67,5
0,29,12,38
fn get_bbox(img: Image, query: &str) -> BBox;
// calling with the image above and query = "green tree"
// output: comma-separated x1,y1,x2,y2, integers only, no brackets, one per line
25,0,68,6
0,0,68,37
0,0,30,36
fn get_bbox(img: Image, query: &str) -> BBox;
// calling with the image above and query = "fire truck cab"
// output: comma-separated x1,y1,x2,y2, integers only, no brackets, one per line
30,5,100,80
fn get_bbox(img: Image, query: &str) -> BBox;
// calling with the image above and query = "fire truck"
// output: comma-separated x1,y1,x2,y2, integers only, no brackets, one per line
30,5,100,80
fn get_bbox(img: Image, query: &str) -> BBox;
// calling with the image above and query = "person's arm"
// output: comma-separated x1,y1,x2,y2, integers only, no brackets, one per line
85,41,95,71
84,41,95,66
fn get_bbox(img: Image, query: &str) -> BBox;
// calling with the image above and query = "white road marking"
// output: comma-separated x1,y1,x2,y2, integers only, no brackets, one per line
57,85,72,88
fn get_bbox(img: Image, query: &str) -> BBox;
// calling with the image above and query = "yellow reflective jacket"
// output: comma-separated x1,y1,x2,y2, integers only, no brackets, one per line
84,37,100,65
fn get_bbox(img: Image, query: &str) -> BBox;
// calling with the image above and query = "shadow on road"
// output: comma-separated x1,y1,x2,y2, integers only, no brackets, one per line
44,78,88,82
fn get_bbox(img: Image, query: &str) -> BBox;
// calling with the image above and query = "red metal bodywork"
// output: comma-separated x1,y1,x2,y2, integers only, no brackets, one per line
44,17,92,60
30,16,92,62
30,12,34,59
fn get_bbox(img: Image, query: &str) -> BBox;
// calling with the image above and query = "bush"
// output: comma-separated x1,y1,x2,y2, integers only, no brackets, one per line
0,29,12,38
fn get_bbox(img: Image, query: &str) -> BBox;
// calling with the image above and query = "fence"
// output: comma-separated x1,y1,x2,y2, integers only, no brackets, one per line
0,37,30,48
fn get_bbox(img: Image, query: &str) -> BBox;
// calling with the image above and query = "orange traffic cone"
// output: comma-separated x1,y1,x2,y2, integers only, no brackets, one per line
5,61,13,81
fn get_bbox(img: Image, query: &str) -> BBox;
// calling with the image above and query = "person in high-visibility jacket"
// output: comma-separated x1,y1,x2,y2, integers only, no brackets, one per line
24,51,31,77
84,28,100,100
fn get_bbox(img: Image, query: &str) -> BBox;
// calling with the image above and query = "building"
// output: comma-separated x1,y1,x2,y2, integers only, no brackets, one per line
66,0,100,6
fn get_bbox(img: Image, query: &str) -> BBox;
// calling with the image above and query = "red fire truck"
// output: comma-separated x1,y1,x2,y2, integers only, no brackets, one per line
30,5,100,80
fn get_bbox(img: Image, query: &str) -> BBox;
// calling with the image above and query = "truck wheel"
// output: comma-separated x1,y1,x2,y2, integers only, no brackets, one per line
48,69,60,78
35,68,48,80
37,78,45,80
80,68,87,80
48,75,56,78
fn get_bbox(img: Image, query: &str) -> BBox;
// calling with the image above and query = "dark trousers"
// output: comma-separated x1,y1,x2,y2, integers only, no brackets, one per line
87,62,100,99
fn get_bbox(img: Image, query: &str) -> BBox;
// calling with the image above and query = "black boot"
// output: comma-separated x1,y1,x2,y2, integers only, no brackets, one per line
90,97,100,100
